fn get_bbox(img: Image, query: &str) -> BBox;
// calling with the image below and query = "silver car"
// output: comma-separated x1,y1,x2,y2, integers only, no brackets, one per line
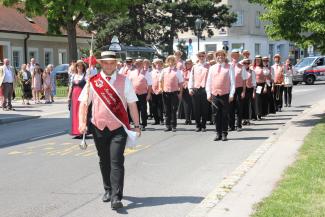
293,56,325,85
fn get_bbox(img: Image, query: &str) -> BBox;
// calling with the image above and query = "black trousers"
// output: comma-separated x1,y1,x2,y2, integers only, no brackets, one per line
283,86,292,105
266,84,276,114
2,83,13,109
191,87,208,129
151,93,164,123
93,126,127,200
229,87,244,128
136,93,148,127
242,88,254,120
255,83,267,117
274,85,284,110
162,91,179,128
212,94,229,136
182,88,192,122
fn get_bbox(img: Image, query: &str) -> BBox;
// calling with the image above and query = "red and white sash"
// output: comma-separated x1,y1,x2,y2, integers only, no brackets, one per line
90,73,137,146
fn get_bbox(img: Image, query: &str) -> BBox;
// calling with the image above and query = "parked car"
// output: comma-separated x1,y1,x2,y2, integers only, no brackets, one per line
293,56,325,85
53,64,69,86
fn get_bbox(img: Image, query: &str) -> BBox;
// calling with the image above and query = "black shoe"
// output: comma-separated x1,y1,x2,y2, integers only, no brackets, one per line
285,104,288,107
172,128,176,132
102,191,111,202
164,127,172,132
152,122,159,125
195,128,201,132
242,120,248,126
278,107,282,112
237,127,242,132
214,135,222,141
111,199,123,210
222,134,228,141
201,128,206,132
141,126,146,131
288,104,291,107
229,127,235,131
209,121,214,125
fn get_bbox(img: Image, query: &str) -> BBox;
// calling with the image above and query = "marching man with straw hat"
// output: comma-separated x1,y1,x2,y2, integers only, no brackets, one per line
206,50,235,141
78,51,140,210
272,53,285,112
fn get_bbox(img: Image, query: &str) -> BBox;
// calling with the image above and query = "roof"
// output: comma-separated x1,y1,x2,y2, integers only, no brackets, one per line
0,5,91,38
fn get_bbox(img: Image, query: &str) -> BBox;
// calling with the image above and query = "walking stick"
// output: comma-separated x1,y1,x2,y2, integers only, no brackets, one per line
80,32,95,150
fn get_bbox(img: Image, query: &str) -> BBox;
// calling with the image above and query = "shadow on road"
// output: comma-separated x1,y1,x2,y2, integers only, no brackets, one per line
292,113,325,127
229,137,268,141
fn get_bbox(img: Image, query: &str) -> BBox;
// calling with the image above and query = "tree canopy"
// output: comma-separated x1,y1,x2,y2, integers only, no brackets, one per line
249,0,325,53
89,0,237,54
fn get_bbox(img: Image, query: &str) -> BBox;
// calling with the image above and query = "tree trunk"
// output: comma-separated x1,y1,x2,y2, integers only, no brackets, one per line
66,21,78,62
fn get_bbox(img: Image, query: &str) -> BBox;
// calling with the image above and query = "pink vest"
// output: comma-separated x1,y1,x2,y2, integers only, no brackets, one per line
211,63,231,96
162,67,179,92
233,62,244,88
255,66,266,83
246,69,254,88
151,69,161,95
176,60,184,71
273,64,284,84
182,68,191,89
192,63,209,88
91,74,126,131
129,69,148,95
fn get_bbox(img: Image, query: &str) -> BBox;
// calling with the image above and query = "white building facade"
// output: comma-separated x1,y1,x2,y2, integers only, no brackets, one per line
175,0,293,62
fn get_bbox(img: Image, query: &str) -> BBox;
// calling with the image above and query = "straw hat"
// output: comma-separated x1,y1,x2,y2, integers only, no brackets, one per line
97,51,117,61
215,49,227,56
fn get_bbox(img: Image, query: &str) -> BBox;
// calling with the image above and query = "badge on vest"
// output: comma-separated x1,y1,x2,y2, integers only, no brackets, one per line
95,79,104,88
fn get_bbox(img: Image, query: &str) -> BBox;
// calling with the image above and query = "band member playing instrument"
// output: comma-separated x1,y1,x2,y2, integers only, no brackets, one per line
206,50,235,141
160,55,184,132
272,54,284,112
78,51,140,210
229,49,246,131
151,58,164,125
189,51,209,132
242,59,256,126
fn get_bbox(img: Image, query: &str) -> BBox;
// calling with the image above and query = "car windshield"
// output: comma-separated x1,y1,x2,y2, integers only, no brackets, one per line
295,57,317,68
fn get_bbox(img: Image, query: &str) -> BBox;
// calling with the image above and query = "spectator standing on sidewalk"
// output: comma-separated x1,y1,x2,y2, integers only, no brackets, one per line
18,64,32,105
32,64,42,104
283,58,294,107
43,66,52,104
48,64,56,103
27,58,37,101
68,60,86,138
0,60,4,107
0,58,16,110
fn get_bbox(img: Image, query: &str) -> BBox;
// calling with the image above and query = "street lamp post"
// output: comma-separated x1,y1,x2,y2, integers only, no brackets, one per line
195,18,203,52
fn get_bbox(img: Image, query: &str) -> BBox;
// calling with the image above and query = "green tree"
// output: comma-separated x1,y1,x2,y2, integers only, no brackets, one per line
90,0,237,54
249,0,325,53
1,0,138,61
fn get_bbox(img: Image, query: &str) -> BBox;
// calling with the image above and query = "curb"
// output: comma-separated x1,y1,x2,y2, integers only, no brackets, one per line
186,100,325,217
0,111,68,125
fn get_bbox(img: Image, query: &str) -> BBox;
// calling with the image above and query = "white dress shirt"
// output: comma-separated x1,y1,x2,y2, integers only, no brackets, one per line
205,63,235,98
188,62,207,89
78,70,138,105
3,66,14,83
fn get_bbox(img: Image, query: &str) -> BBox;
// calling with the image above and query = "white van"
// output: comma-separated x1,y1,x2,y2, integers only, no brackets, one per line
293,56,325,85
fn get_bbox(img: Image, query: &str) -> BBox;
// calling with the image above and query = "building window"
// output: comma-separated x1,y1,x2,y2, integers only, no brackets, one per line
12,51,20,68
205,44,217,52
255,43,261,56
231,43,245,52
44,48,53,66
28,48,39,62
233,10,244,27
256,11,261,28
58,49,67,64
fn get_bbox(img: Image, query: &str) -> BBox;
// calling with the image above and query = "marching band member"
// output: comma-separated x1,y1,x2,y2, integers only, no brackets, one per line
175,50,184,70
182,59,193,125
242,59,256,125
207,51,216,125
189,51,209,132
272,54,284,112
159,55,184,132
283,58,294,107
253,55,267,120
78,51,140,210
129,59,152,131
262,56,276,114
229,49,246,131
119,57,134,77
206,50,235,141
151,58,164,125
239,50,251,64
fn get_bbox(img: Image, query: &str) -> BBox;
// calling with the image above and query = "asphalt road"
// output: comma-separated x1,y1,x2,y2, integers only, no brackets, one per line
1,83,324,217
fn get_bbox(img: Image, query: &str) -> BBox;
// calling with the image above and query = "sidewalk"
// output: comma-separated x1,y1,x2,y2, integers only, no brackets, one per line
0,98,69,124
186,99,325,217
